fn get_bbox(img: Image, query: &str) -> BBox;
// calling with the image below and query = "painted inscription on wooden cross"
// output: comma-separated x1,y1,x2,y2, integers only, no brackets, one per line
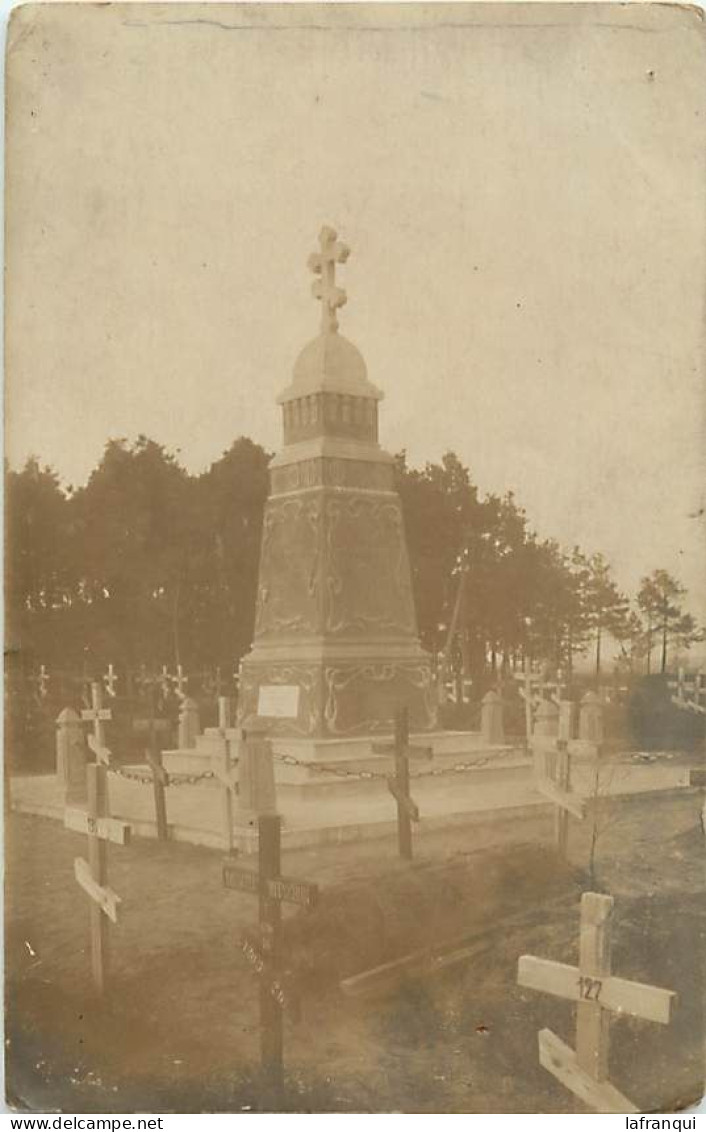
517,892,676,1113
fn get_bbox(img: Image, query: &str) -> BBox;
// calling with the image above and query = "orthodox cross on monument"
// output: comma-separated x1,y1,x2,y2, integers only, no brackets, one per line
517,892,676,1113
307,225,350,334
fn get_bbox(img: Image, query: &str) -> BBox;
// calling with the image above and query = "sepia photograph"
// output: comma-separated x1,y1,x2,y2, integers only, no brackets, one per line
4,1,706,1114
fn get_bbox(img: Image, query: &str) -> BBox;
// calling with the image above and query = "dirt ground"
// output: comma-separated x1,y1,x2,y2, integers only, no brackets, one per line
5,788,705,1114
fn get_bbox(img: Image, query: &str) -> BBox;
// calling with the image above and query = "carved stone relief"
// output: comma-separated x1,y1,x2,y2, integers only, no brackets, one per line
254,497,322,637
323,661,437,735
323,495,418,636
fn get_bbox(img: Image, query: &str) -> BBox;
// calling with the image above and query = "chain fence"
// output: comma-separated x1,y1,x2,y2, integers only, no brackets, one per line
102,741,526,790
106,762,221,788
272,744,527,782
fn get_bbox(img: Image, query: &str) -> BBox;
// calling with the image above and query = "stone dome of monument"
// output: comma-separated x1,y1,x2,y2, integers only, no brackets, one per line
277,331,383,404
279,331,382,402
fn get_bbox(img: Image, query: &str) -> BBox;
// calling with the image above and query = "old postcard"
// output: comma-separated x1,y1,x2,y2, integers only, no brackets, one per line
5,1,706,1114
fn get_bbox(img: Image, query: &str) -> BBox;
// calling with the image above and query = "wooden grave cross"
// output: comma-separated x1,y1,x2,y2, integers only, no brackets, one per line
533,738,586,858
514,665,544,741
81,681,113,765
517,891,676,1114
70,761,131,995
34,664,50,699
372,706,432,860
103,663,119,698
159,664,172,699
223,813,319,1099
668,668,706,716
172,664,188,699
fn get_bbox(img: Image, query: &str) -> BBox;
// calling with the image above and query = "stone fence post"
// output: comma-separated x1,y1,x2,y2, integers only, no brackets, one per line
481,690,505,745
218,695,232,732
533,698,559,740
178,696,200,749
237,717,277,825
532,698,559,779
558,699,577,743
56,706,87,805
579,691,604,744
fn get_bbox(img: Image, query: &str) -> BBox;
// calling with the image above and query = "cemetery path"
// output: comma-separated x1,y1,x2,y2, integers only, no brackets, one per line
5,789,705,1113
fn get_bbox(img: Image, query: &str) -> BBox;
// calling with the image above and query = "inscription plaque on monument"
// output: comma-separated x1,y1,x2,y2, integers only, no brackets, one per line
257,685,300,719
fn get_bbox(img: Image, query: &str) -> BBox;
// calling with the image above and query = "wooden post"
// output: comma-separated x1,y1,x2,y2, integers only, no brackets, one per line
148,750,169,842
221,734,235,854
373,707,431,861
223,813,318,1105
554,741,570,857
576,892,613,1081
146,684,169,841
81,681,112,751
87,762,109,995
522,664,534,745
394,709,413,860
258,813,284,1100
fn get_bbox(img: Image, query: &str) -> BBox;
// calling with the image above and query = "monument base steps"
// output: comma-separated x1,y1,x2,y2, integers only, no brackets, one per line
162,729,519,782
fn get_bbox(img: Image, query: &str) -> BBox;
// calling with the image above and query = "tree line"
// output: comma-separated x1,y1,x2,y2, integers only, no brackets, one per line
6,437,702,687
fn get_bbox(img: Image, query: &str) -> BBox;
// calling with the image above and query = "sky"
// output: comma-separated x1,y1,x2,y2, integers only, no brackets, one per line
6,2,706,616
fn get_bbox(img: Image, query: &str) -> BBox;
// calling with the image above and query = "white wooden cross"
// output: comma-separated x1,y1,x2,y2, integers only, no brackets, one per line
81,681,112,765
514,664,555,740
173,664,188,700
159,665,172,698
517,892,676,1113
669,668,706,716
308,225,350,334
71,762,131,994
34,664,50,698
103,663,118,698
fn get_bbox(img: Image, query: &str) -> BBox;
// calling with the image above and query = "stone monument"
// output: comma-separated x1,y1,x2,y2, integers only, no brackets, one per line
237,226,437,746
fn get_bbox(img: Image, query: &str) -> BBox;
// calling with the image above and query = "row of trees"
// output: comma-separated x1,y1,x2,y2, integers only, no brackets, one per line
6,439,703,686
398,452,701,683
